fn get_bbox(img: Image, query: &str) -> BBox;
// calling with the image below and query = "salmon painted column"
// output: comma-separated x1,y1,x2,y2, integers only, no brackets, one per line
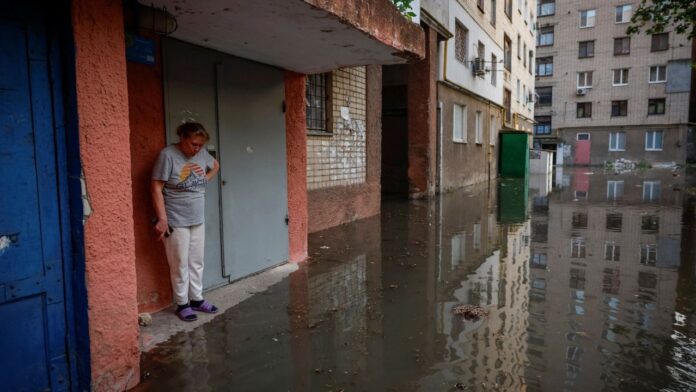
407,26,438,198
285,71,308,262
72,0,140,390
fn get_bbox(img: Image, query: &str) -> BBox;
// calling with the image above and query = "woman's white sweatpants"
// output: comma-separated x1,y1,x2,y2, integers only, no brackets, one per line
163,223,205,306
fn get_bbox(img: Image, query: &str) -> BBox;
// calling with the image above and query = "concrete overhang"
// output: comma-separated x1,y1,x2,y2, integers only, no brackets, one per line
146,0,426,74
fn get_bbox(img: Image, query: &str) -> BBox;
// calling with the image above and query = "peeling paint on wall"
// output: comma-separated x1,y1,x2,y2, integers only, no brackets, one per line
80,167,92,223
0,235,13,256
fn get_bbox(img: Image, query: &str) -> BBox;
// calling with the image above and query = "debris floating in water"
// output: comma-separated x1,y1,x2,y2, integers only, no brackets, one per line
452,305,489,320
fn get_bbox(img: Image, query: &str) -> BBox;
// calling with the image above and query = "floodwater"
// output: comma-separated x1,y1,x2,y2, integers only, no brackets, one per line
134,169,696,392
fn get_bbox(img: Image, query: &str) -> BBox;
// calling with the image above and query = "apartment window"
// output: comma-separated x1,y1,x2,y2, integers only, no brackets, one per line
645,130,663,151
538,0,554,16
570,268,586,289
451,232,466,266
523,43,527,67
532,253,547,268
578,41,595,58
571,237,586,258
577,133,590,141
638,272,657,289
475,111,483,144
537,26,554,46
505,0,512,18
455,22,469,65
643,181,661,202
529,50,534,74
536,86,552,106
504,35,512,70
611,100,627,117
651,33,669,52
453,104,468,142
577,71,593,88
609,132,626,151
613,69,629,86
615,4,632,23
490,114,496,145
640,244,657,266
516,79,521,102
576,102,592,118
606,213,623,232
517,34,522,58
306,73,329,132
607,180,624,200
478,0,485,11
614,37,630,55
572,212,588,229
491,54,498,86
649,65,667,83
534,116,551,135
579,9,596,28
536,57,553,76
641,215,659,233
491,0,497,25
648,98,666,115
605,242,621,261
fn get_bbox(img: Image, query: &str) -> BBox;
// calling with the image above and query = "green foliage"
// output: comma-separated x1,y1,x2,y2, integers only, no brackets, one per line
391,0,417,21
627,0,696,39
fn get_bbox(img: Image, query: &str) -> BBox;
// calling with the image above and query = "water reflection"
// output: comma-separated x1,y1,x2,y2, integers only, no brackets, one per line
135,170,696,392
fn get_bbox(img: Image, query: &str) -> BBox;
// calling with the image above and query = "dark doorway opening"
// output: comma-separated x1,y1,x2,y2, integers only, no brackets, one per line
381,64,409,197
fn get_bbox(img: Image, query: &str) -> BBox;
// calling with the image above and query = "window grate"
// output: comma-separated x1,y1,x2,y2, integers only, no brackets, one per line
306,73,328,132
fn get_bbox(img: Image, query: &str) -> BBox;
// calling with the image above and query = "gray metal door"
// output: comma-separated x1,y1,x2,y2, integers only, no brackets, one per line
217,57,289,281
162,39,226,289
163,38,289,285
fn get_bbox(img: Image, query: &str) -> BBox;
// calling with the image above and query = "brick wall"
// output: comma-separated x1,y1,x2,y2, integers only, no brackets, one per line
307,67,367,190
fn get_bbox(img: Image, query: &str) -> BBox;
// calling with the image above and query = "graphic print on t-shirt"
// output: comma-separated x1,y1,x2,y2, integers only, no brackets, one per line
176,162,207,191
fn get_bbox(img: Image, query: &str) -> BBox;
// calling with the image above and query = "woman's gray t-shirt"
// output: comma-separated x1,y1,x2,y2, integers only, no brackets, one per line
152,145,215,227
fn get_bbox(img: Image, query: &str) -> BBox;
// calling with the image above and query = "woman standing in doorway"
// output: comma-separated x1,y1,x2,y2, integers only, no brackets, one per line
152,122,220,321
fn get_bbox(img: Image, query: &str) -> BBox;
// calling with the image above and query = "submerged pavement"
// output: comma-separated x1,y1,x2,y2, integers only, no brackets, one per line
133,169,696,392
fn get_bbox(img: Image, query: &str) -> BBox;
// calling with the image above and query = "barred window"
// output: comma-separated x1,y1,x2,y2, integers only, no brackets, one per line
306,73,329,133
455,22,469,64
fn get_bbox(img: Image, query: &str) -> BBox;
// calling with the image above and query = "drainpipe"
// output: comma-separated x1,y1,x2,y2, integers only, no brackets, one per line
438,100,443,192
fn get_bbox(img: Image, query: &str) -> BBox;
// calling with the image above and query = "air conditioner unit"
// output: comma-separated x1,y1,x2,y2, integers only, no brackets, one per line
472,58,486,77
576,88,587,96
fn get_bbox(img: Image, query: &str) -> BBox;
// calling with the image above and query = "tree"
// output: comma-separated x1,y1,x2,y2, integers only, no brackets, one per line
627,0,696,39
391,0,417,21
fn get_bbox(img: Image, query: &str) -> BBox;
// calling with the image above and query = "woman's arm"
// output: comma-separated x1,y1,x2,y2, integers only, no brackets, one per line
206,159,220,181
151,180,169,241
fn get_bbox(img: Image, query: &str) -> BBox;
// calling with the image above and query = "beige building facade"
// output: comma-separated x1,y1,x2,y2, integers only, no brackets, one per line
534,0,694,166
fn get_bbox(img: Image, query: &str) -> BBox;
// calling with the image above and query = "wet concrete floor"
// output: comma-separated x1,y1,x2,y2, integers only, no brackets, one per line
134,169,696,391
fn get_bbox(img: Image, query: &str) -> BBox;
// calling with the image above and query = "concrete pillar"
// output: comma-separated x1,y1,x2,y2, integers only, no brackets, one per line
72,0,140,389
407,25,438,198
285,72,309,262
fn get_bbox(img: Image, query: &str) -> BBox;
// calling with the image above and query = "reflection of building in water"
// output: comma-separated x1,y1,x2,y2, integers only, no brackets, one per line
418,181,530,390
526,171,683,391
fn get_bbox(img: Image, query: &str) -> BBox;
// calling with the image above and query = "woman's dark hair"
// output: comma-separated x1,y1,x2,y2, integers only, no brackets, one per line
176,122,210,141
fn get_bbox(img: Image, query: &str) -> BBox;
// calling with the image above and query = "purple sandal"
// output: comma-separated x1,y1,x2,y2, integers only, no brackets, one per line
191,300,218,314
176,306,197,322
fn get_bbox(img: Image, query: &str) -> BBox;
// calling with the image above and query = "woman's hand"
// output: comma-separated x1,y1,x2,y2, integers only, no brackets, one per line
153,218,170,241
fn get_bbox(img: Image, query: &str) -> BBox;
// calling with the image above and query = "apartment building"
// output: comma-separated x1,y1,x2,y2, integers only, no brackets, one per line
534,0,694,166
526,170,683,389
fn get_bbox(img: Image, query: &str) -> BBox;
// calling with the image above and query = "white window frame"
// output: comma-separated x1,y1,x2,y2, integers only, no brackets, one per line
607,180,624,200
645,130,663,151
475,110,483,144
570,237,586,258
640,244,657,266
605,241,620,261
643,181,661,202
577,71,593,88
473,223,482,250
615,4,632,24
451,232,466,267
489,114,496,145
576,132,590,141
612,68,629,86
453,104,468,143
649,65,667,83
609,132,625,151
579,9,596,28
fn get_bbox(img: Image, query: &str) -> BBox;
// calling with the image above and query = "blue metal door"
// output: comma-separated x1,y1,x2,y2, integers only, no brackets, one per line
0,4,75,391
